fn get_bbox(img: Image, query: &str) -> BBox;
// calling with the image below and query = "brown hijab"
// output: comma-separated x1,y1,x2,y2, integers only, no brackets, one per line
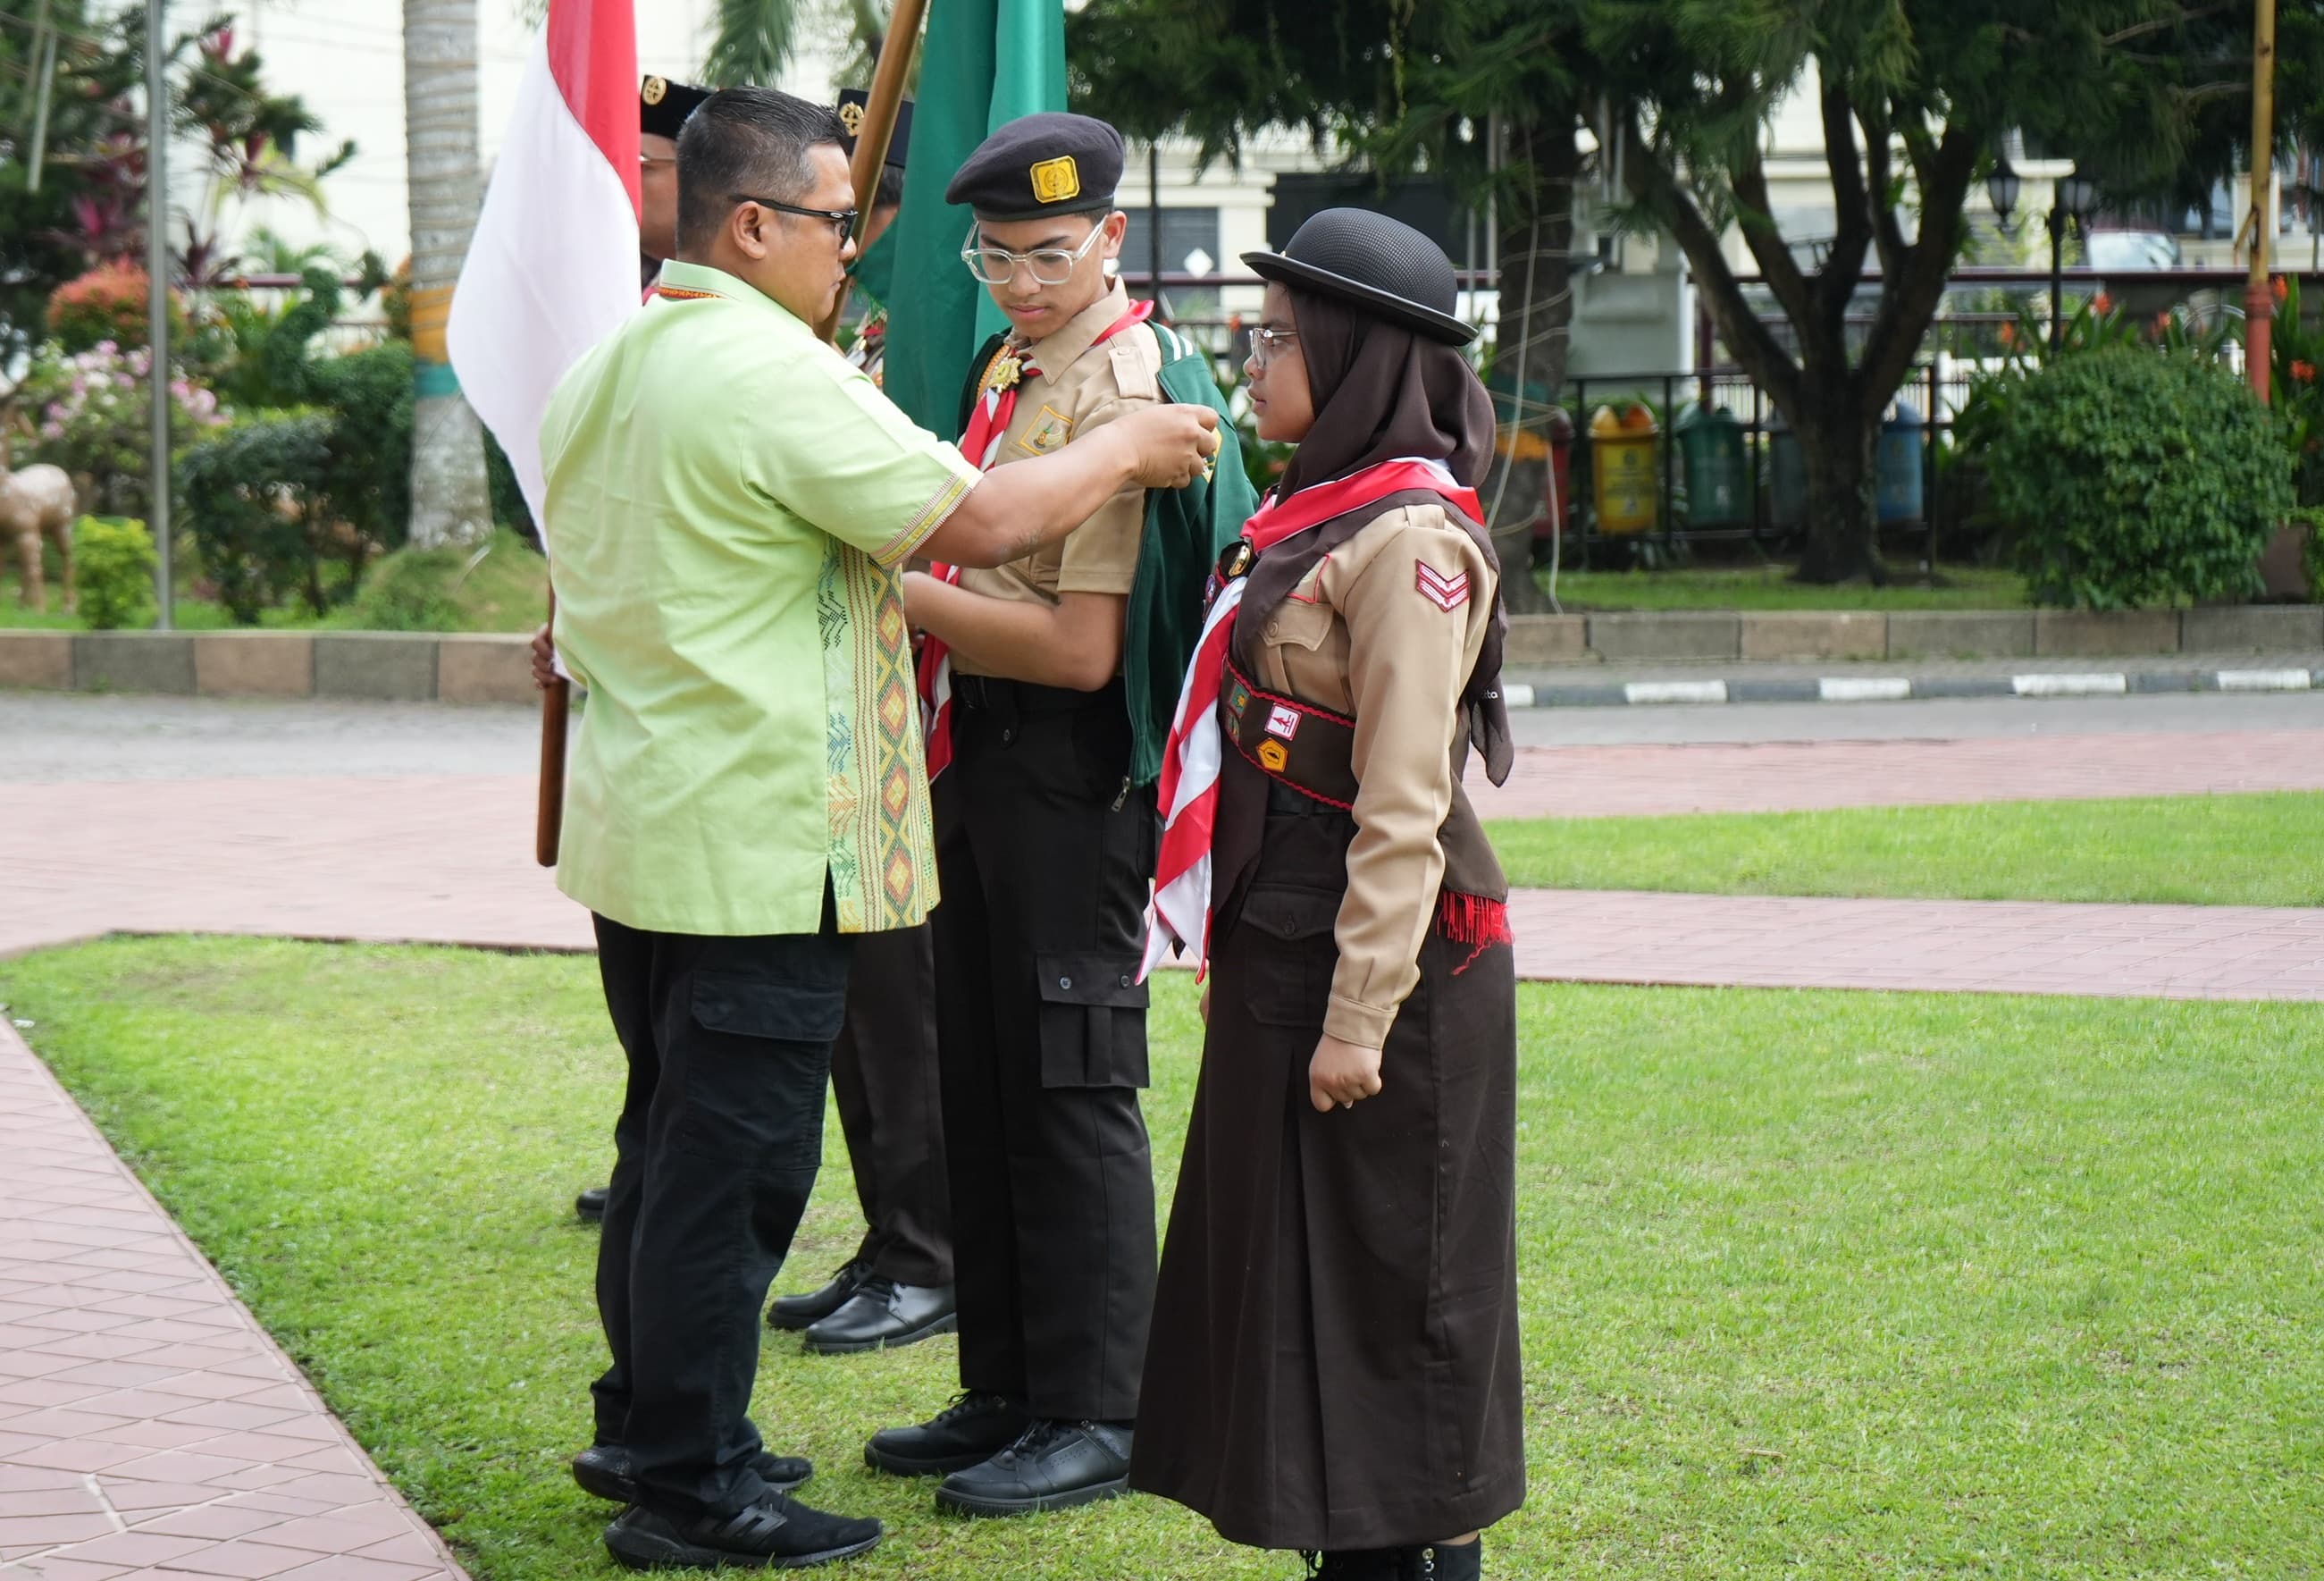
1273,287,1514,786
1276,290,1498,496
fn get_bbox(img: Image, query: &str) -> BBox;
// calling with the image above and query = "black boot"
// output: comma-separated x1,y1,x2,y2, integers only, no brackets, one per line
575,1184,608,1223
933,1418,1133,1517
1305,1551,1405,1580
1399,1540,1483,1580
766,1259,866,1331
864,1390,1029,1476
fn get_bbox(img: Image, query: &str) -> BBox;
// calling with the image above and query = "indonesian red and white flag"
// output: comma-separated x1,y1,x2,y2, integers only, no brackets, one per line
447,0,641,536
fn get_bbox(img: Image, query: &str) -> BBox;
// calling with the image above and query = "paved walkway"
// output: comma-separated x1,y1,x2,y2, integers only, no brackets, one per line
0,1024,464,1581
6,712,2324,1578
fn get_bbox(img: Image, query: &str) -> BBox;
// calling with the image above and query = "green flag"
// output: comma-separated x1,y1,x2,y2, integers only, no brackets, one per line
880,0,1066,435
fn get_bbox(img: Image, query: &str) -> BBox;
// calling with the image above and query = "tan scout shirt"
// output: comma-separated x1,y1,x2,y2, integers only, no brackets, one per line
952,280,1161,670
1244,503,1498,1049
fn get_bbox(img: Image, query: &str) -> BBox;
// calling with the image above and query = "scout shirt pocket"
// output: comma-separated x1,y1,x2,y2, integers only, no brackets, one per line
1035,951,1150,1089
1232,884,1342,1030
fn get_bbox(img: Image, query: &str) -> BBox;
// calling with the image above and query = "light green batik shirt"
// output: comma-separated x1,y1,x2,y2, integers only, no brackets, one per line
541,260,979,936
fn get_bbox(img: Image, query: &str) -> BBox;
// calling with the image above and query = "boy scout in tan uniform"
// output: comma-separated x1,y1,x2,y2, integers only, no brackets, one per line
865,113,1162,1519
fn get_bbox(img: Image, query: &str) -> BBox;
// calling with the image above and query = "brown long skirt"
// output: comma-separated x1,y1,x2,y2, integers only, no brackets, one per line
1128,803,1524,1552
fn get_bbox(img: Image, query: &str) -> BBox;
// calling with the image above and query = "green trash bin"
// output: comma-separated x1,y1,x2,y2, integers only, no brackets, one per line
1768,415,1807,528
1674,405,1748,527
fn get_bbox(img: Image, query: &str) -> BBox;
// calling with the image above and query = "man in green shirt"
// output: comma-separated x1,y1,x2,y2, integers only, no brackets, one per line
540,87,1217,1574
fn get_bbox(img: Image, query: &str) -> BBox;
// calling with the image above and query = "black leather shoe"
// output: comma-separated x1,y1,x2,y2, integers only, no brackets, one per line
766,1261,865,1331
801,1277,956,1355
933,1418,1132,1517
572,1442,811,1503
575,1184,608,1223
603,1492,879,1570
862,1391,1029,1477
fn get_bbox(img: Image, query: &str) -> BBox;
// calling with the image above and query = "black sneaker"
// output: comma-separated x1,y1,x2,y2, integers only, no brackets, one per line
862,1391,1029,1477
932,1418,1131,1518
572,1442,812,1503
767,1260,867,1331
603,1492,879,1570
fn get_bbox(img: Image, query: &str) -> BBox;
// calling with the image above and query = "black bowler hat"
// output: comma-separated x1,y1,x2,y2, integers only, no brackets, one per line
945,112,1124,222
1244,208,1476,346
837,89,914,169
639,75,711,140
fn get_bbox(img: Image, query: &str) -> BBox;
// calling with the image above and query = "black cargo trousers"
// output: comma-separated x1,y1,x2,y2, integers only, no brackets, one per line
932,674,1160,1424
588,893,852,1516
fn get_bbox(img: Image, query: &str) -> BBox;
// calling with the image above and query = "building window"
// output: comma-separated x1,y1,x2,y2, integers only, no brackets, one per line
1121,207,1223,280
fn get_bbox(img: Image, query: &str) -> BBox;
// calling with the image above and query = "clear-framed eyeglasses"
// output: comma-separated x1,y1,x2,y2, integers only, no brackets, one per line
960,222,1110,286
1248,325,1300,369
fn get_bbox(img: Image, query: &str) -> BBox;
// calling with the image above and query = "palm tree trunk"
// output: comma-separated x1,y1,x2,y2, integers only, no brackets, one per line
402,0,490,549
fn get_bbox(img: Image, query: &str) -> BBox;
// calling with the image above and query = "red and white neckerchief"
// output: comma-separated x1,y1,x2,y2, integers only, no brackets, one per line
917,299,1157,780
1138,458,1483,980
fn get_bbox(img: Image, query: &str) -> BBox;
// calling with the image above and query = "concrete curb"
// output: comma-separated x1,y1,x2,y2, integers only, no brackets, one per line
1501,605,2324,667
1506,667,2322,709
0,629,533,703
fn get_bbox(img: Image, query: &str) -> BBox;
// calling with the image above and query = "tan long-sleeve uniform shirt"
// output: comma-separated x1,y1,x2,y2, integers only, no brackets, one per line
1240,502,1498,1048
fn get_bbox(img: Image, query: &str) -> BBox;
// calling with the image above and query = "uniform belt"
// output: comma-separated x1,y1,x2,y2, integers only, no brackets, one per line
1223,659,1360,811
952,673,1122,714
1265,780,1347,817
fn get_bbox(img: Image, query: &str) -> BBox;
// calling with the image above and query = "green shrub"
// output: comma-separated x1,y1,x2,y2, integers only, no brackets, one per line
179,413,337,622
72,516,157,630
45,263,189,354
1988,345,2293,609
338,542,461,632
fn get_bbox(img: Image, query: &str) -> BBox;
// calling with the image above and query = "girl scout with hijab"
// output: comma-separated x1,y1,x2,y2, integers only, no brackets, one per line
1131,209,1524,1580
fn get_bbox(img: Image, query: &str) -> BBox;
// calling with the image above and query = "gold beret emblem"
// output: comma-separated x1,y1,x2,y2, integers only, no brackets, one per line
838,100,866,137
1029,156,1081,204
642,75,667,105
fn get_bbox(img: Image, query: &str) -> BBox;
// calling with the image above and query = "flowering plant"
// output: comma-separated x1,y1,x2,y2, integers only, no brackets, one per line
45,264,189,354
17,341,229,517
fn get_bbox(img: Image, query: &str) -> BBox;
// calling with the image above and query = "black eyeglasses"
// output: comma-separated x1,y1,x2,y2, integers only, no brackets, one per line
734,195,858,244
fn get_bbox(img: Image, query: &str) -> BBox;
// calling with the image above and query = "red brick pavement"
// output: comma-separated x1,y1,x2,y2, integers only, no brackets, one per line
1471,727,2324,819
0,1022,466,1580
4,730,2321,1575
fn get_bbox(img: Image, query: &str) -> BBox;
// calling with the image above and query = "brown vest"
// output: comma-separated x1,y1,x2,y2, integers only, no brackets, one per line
1211,494,1511,938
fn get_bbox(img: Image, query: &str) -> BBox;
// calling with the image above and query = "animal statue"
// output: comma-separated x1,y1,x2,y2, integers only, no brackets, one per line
0,414,78,613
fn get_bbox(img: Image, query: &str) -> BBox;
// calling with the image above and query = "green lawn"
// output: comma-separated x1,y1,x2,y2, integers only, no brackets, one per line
1541,564,2029,611
5,937,2321,1578
1489,791,2324,908
0,528,547,634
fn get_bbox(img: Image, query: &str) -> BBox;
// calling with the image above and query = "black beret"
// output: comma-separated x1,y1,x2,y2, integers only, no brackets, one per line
944,112,1123,223
837,88,913,170
639,75,711,141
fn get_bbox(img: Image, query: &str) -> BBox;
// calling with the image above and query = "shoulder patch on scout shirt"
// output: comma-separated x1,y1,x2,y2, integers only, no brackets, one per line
1013,405,1074,456
1109,338,1160,400
1415,559,1471,612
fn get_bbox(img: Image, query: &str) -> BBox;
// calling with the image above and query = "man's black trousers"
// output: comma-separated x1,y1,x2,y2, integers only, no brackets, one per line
933,675,1159,1425
831,921,952,1287
589,906,851,1516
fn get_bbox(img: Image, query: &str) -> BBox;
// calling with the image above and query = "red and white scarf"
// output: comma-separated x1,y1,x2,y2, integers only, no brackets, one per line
917,299,1155,779
1138,458,1482,979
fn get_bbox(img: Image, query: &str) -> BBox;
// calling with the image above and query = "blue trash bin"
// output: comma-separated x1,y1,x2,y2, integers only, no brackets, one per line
1877,400,1926,525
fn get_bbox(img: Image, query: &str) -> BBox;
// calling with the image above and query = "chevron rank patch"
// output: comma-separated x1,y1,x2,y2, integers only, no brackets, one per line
1415,560,1470,611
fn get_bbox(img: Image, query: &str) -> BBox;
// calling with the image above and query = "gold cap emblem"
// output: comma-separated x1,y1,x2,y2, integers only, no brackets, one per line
838,100,866,138
641,75,667,105
1029,156,1081,205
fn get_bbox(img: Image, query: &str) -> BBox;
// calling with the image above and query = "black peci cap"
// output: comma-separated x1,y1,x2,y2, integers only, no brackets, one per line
944,112,1123,223
837,89,914,170
639,75,712,141
1244,208,1477,346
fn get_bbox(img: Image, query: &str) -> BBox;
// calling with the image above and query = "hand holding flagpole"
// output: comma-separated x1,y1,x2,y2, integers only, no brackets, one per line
817,0,931,344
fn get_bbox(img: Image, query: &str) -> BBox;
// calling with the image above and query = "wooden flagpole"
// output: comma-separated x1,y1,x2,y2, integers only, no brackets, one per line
535,587,567,867
817,0,930,343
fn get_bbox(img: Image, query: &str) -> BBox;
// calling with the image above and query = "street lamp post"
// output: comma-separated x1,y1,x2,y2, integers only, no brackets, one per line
1984,160,2100,354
